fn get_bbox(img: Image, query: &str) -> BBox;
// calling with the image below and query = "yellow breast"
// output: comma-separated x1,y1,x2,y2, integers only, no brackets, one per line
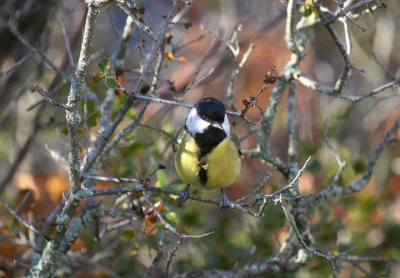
174,131,241,189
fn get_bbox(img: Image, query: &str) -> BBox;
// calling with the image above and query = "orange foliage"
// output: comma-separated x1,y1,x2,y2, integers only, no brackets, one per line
143,201,163,235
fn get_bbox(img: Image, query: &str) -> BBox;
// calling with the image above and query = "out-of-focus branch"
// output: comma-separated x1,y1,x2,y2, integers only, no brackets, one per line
0,110,41,193
297,75,400,102
60,19,75,67
0,196,45,239
322,0,383,26
0,53,31,78
287,81,298,192
8,19,70,81
307,116,400,208
314,0,364,95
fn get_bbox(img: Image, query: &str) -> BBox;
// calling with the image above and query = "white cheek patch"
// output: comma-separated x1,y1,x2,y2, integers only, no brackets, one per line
222,114,230,134
186,108,209,135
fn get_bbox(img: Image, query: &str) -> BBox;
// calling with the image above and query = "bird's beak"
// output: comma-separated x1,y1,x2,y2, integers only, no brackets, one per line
211,122,223,130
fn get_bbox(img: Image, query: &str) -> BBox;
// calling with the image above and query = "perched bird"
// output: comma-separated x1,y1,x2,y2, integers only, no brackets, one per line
173,97,241,210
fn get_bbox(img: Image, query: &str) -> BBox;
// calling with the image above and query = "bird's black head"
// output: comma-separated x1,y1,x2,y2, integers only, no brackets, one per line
194,97,226,124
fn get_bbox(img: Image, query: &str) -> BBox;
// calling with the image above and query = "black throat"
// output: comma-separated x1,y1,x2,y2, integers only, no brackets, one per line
192,126,226,157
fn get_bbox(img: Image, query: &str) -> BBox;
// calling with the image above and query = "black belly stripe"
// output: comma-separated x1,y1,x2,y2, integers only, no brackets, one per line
199,166,207,185
192,126,227,186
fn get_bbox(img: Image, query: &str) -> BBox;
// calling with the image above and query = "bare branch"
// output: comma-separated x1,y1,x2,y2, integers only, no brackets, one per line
308,116,400,208
114,0,155,41
166,236,184,278
0,111,41,193
227,43,255,109
0,53,31,78
143,190,215,239
0,196,48,239
80,0,181,177
297,74,400,102
33,84,71,111
60,19,75,67
31,3,103,276
27,82,66,111
8,19,70,81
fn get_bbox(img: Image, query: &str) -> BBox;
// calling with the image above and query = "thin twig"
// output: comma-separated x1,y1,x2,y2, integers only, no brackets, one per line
14,190,32,215
114,0,155,41
0,53,31,78
181,52,215,97
174,35,205,53
33,84,71,111
0,111,41,192
8,19,70,81
372,52,397,79
227,43,256,109
287,81,298,172
27,81,66,111
144,236,165,278
132,94,241,116
308,116,400,208
0,196,48,239
138,123,175,138
280,200,341,277
143,190,215,239
60,19,75,67
80,0,181,178
234,172,272,203
348,261,379,278
297,75,400,102
166,236,183,278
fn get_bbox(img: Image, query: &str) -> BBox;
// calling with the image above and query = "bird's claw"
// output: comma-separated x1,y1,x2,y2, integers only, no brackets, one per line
178,184,190,207
219,189,231,213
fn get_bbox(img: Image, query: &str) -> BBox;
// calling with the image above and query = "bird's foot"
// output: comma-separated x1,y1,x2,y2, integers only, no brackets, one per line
219,188,231,213
178,184,190,208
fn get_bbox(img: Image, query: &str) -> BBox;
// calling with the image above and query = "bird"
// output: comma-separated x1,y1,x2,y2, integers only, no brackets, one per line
173,97,241,211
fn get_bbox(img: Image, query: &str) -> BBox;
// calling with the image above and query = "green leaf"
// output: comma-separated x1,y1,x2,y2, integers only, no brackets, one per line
105,77,118,88
303,7,313,17
353,158,366,174
165,212,179,226
308,159,322,174
119,142,145,157
121,229,135,242
86,99,97,114
126,107,138,119
300,1,318,24
98,58,110,74
112,93,127,120
62,126,69,135
86,112,99,128
155,170,168,188
124,131,136,142
366,4,374,16
162,121,174,134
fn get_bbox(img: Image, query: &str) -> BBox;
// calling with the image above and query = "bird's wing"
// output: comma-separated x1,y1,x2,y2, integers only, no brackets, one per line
230,130,242,156
172,127,185,152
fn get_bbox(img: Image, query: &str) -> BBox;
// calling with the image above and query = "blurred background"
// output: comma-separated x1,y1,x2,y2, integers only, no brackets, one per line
0,0,399,277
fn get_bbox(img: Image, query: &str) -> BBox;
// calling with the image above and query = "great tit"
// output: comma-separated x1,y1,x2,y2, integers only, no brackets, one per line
173,97,241,210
